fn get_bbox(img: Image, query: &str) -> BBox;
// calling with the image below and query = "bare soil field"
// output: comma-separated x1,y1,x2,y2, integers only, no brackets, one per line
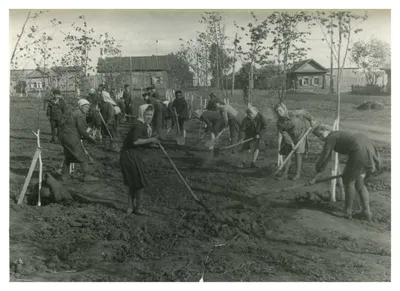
9,90,391,282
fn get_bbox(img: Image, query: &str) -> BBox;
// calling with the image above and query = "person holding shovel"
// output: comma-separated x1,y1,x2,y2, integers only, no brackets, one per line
46,89,66,144
142,92,164,139
123,84,133,122
307,124,381,222
59,99,98,183
199,106,225,150
171,90,189,143
238,106,267,168
217,100,241,148
120,104,160,215
99,97,117,151
274,103,316,181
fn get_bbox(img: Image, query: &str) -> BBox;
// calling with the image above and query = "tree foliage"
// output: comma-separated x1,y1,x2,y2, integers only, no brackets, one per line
351,37,390,85
267,11,314,102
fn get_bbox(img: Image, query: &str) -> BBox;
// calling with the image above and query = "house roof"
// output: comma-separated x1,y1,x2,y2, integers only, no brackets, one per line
381,65,391,71
289,59,328,74
97,55,181,72
52,66,83,74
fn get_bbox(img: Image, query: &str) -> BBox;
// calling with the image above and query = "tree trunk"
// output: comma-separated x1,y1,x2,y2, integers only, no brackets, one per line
231,33,237,96
329,19,334,94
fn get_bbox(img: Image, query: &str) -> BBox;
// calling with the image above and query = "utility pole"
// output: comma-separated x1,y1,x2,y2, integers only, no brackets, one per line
231,33,237,96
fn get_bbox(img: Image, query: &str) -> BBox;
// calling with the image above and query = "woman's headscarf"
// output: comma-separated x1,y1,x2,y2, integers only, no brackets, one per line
246,106,259,119
102,90,117,106
137,104,153,137
273,103,288,118
313,123,332,136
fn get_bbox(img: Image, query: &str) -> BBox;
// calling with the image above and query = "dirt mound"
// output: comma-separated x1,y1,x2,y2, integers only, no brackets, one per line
356,101,385,111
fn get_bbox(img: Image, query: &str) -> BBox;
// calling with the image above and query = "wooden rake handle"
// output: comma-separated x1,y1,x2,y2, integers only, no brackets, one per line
274,127,313,175
221,137,254,151
158,143,210,212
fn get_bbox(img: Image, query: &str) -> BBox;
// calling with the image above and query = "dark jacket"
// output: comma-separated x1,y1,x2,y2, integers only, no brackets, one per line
46,98,66,120
239,113,267,140
172,98,189,120
316,131,381,176
100,102,115,125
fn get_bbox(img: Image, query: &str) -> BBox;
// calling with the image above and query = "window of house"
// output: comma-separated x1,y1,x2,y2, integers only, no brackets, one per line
32,82,37,88
313,77,319,85
153,77,163,85
303,77,309,86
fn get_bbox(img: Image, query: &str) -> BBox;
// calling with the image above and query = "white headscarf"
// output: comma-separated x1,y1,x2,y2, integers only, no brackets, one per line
137,104,153,137
102,90,117,106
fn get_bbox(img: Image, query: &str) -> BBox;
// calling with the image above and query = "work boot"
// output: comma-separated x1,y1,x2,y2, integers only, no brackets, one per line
238,162,246,169
80,161,98,182
292,174,301,181
60,162,70,182
250,162,260,169
134,191,145,215
353,211,372,222
275,174,288,181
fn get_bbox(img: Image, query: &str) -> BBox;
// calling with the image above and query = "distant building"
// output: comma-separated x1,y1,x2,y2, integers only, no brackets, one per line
96,54,194,90
10,66,84,95
287,59,328,90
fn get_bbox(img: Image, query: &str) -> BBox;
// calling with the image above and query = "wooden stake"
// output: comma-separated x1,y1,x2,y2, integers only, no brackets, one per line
331,118,339,202
277,132,283,167
18,149,39,204
38,151,43,206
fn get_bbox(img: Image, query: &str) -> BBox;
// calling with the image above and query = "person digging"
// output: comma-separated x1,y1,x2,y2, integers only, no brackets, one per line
238,106,267,169
58,99,98,183
46,89,66,144
120,104,160,215
307,124,381,222
171,90,189,143
274,103,316,181
216,99,241,153
142,92,164,139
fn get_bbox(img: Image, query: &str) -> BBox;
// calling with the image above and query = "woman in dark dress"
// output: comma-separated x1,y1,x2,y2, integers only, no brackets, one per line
238,106,267,168
120,104,159,215
308,124,381,222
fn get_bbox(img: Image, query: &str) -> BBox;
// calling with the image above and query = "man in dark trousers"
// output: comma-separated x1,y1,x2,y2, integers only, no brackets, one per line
123,84,133,121
147,85,161,100
46,89,66,143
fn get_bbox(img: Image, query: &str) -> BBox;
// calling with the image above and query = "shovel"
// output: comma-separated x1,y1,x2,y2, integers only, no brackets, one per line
205,127,229,149
273,127,313,175
213,137,254,157
173,108,185,145
276,174,344,193
158,143,210,212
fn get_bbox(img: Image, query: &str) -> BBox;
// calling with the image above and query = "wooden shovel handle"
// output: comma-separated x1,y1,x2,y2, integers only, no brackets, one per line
158,143,210,212
220,137,254,151
274,127,313,175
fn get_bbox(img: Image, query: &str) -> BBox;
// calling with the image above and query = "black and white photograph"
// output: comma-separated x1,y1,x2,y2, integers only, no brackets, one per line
6,5,393,283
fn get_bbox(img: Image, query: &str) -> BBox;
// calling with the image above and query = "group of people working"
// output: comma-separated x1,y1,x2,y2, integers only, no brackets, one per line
44,86,381,222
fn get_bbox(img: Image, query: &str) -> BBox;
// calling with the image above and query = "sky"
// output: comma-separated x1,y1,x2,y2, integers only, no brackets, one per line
9,9,391,73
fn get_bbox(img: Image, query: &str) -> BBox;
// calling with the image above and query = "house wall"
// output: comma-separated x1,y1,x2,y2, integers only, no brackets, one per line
288,73,326,90
101,71,169,90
